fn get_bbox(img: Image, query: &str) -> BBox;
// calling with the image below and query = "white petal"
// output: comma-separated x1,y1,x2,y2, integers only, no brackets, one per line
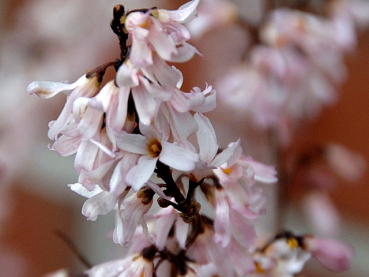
155,207,177,250
126,156,158,191
160,141,199,171
175,216,189,249
194,113,218,163
82,191,118,221
117,133,148,155
158,0,200,23
27,80,76,98
212,139,242,168
69,183,103,198
132,85,159,125
116,62,139,87
50,135,81,157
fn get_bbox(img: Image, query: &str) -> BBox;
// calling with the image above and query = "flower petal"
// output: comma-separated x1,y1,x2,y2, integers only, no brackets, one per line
126,156,158,191
160,141,199,171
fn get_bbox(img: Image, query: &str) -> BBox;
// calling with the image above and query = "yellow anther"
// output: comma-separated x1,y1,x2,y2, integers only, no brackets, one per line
287,238,299,250
222,167,232,175
151,144,160,153
255,262,265,273
147,138,162,158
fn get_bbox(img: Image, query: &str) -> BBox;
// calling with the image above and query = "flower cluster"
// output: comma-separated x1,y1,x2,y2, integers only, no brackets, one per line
27,1,356,276
196,0,369,144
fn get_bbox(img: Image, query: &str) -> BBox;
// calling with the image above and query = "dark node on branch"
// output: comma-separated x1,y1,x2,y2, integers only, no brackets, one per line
141,245,158,261
110,5,129,64
86,61,120,83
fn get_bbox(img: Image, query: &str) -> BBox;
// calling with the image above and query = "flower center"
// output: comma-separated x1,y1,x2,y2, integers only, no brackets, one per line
287,238,299,250
147,138,162,158
222,167,232,175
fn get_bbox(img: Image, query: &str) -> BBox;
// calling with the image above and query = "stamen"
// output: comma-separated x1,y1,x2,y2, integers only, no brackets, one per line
287,238,299,250
147,138,162,158
222,167,232,175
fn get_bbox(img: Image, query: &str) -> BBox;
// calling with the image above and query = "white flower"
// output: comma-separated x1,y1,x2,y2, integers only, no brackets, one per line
117,124,199,191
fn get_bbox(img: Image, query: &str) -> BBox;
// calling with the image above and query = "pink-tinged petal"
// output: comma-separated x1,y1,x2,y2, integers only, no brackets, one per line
89,138,116,158
213,189,231,247
189,85,217,113
116,62,139,87
142,56,182,89
229,207,256,248
325,143,366,181
169,42,200,63
110,153,139,195
148,21,177,61
175,215,189,249
160,141,199,171
95,81,119,112
212,139,241,168
242,156,278,183
140,76,172,101
74,140,99,173
157,0,200,23
47,101,74,140
166,21,191,43
125,12,150,37
155,207,177,250
46,76,100,140
160,103,198,146
126,156,158,191
68,183,103,198
50,135,81,157
130,38,153,68
303,191,340,237
120,193,153,245
113,211,125,246
226,239,256,275
27,80,76,98
304,237,354,272
76,107,104,140
132,84,159,125
146,180,170,200
82,191,118,221
170,89,191,113
106,86,130,133
81,159,116,184
117,133,148,155
194,113,218,162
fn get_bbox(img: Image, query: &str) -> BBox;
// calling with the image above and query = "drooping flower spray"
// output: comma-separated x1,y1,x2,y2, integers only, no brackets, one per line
28,1,356,276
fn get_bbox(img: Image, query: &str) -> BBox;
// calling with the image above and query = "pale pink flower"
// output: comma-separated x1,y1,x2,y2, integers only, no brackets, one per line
116,57,215,126
254,237,311,277
117,124,199,191
191,113,241,182
304,236,355,272
113,191,154,247
303,191,340,237
325,143,366,181
85,254,153,277
123,0,200,68
154,205,189,250
188,224,255,276
27,75,100,140
186,0,238,38
69,183,119,221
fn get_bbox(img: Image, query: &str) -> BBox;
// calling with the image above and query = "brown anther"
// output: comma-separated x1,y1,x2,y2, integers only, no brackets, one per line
147,138,162,158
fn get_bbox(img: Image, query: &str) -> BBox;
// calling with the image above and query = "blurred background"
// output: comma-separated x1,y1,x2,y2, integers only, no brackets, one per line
0,0,368,276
